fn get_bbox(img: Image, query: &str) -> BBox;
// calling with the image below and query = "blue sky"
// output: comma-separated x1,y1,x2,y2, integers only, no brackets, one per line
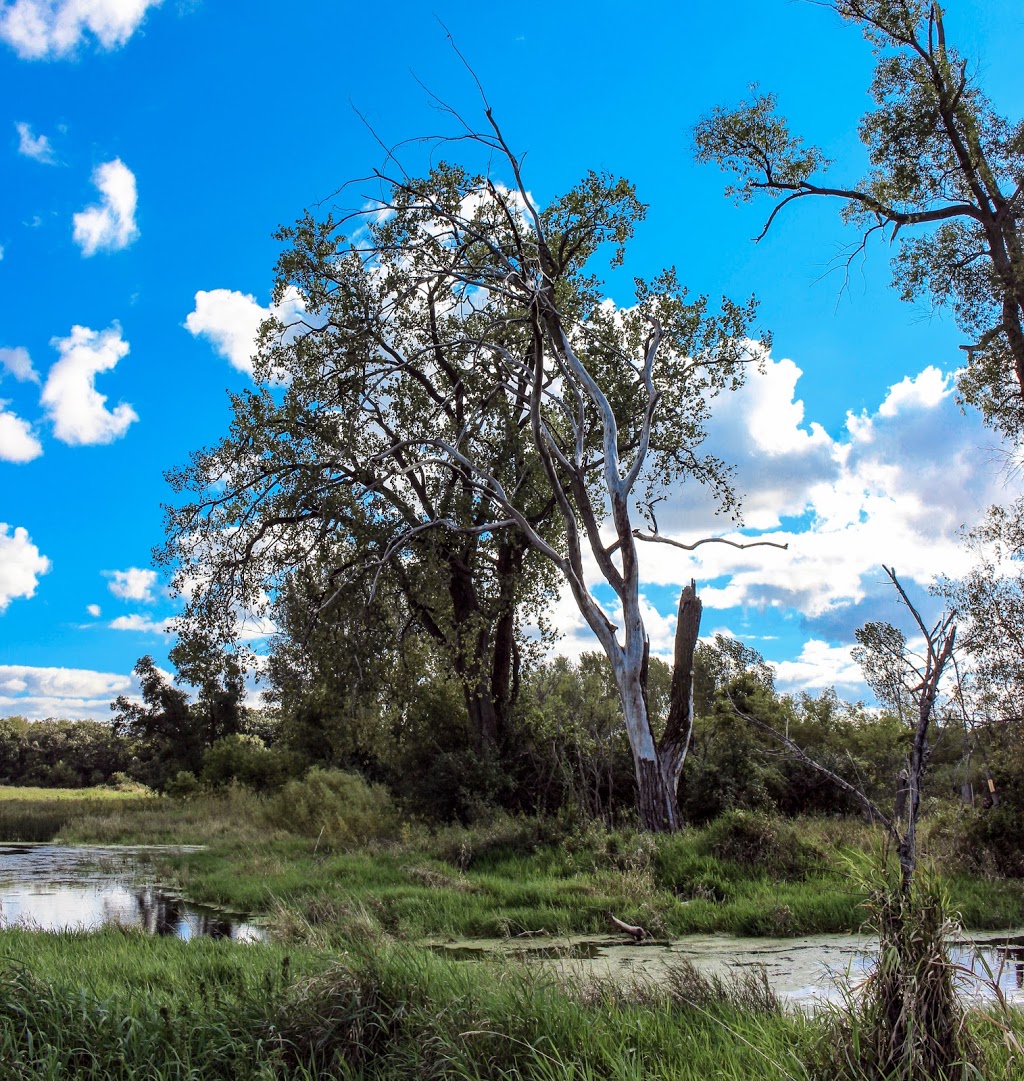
2,0,1023,720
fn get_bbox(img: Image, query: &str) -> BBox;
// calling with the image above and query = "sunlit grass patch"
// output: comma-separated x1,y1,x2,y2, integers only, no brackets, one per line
0,785,147,802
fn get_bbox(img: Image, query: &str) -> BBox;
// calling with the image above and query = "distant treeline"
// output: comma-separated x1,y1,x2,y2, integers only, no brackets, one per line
0,717,131,789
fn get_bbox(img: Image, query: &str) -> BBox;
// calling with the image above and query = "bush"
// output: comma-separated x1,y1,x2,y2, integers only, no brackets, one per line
164,770,201,799
951,804,1024,877
265,768,401,847
697,810,823,879
201,734,302,791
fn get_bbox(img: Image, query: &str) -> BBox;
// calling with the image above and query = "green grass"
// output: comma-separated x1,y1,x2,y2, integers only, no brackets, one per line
3,790,1023,942
3,795,1024,1077
0,785,146,802
139,820,1024,944
3,926,1024,1080
0,926,818,1080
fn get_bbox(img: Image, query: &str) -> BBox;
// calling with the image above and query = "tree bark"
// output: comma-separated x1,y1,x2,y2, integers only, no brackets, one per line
658,581,702,803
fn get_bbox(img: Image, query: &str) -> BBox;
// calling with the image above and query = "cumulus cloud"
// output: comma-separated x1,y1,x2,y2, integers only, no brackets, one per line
0,403,42,462
41,324,137,445
105,566,157,602
86,603,101,617
0,663,134,721
0,0,162,60
0,523,50,611
630,356,1007,623
528,351,1019,696
15,120,54,163
0,346,39,383
771,640,865,695
72,159,138,256
185,286,306,376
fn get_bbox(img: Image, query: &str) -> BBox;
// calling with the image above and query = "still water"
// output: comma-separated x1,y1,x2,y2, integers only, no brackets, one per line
433,930,1024,1009
0,843,264,941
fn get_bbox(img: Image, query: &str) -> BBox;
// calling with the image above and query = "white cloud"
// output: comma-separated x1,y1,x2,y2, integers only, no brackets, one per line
0,663,129,698
630,355,1010,622
15,120,54,163
0,0,162,60
0,346,39,383
86,603,101,617
877,365,952,418
0,523,50,611
105,566,157,602
529,350,1019,696
0,663,135,721
72,159,138,256
109,613,175,634
41,324,137,445
771,640,865,695
185,286,306,376
0,403,42,462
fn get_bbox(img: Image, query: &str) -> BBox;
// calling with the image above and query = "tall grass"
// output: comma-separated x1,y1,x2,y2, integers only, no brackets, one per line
0,926,817,1080
808,859,1024,1081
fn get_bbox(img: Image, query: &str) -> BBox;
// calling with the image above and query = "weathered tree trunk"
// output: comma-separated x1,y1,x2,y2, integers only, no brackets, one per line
616,663,679,832
658,581,702,803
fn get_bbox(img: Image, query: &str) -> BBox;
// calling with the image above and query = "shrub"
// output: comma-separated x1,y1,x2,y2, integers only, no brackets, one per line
265,768,401,847
201,734,302,791
164,770,201,798
951,804,1024,877
697,810,823,879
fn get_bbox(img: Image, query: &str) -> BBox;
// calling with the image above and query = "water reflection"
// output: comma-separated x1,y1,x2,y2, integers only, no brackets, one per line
0,843,264,941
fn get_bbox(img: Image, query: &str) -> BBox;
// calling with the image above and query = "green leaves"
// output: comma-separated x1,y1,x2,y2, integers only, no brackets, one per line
693,89,831,203
695,1,1024,439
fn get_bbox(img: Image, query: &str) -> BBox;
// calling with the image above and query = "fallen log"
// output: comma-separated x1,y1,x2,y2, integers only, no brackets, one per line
606,911,648,942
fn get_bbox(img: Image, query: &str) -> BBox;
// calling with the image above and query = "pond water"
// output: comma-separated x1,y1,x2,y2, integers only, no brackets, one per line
432,930,1024,1009
0,843,265,941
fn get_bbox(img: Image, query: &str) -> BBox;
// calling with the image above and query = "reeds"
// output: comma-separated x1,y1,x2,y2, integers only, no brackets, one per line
0,927,814,1080
809,859,1024,1081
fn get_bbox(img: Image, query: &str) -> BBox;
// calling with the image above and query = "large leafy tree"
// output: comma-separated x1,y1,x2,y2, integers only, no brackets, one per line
695,0,1024,437
163,112,763,830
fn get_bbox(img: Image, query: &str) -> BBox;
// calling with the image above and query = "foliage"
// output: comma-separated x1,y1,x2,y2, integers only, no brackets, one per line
111,653,256,791
814,860,977,1081
163,770,202,799
264,767,402,848
0,716,130,788
162,110,760,830
510,651,637,820
697,809,824,880
695,0,1024,437
200,734,303,791
935,498,1024,725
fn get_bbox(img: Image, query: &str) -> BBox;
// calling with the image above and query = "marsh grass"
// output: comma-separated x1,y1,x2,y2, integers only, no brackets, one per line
3,793,1023,940
0,926,816,1080
3,796,1024,1078
809,860,1024,1080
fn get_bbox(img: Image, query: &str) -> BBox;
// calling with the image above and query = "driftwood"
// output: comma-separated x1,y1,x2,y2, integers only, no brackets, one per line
606,912,648,942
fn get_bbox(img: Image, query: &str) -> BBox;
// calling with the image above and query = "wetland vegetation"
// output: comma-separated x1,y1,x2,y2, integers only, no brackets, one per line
5,1,1024,1074
2,786,1024,1077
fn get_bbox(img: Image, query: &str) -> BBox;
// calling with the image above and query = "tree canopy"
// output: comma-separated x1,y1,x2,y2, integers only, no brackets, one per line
695,0,1024,439
162,111,765,829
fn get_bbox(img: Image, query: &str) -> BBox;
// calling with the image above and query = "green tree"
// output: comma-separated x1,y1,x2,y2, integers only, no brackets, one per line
695,0,1024,437
164,112,766,830
935,498,1024,722
111,652,250,789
